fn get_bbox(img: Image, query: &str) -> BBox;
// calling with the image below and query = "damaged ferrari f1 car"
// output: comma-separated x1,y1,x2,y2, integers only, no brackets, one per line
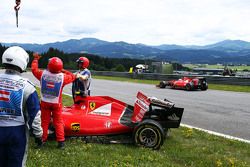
157,77,208,91
50,92,184,149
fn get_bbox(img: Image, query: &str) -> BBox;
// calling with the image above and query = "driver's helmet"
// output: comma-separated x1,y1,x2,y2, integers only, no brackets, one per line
76,57,89,69
47,57,63,73
2,46,29,72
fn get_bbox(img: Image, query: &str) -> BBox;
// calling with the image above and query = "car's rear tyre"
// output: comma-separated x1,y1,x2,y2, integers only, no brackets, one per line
201,84,208,91
159,81,166,88
133,119,164,150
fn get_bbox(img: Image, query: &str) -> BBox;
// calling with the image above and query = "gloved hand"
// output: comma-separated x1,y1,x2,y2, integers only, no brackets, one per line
33,52,41,60
76,73,81,78
35,137,43,147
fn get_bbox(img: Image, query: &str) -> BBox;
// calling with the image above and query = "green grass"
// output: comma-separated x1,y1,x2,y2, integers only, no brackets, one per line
26,89,250,167
209,84,250,92
94,75,159,85
93,75,250,93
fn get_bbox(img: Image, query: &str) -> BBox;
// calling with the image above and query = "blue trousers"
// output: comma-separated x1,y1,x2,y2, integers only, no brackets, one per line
0,125,27,167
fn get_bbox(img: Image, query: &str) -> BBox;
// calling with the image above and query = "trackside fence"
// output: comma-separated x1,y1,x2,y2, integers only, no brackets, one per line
92,71,250,86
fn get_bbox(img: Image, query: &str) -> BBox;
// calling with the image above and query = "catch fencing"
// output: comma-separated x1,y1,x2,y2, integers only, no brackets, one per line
92,71,250,86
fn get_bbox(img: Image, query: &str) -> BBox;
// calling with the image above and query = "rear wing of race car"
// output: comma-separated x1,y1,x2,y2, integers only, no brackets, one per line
148,97,184,128
147,97,174,108
131,92,184,128
131,92,150,123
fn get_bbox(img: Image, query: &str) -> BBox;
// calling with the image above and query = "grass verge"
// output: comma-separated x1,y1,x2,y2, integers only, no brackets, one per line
93,75,250,93
26,89,250,167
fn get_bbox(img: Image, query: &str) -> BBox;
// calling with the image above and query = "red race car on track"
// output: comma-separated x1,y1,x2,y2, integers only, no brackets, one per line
50,92,184,149
157,77,208,91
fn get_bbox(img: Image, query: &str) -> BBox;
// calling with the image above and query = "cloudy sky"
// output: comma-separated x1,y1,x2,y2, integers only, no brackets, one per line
1,0,250,45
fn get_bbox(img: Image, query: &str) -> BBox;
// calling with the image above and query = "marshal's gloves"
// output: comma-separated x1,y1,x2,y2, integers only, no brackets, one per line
33,52,41,60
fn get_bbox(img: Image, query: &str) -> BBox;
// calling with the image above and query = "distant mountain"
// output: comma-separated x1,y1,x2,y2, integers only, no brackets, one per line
1,38,164,59
201,40,250,51
2,38,250,64
152,44,187,50
87,41,164,59
2,38,108,53
155,49,250,64
152,40,250,51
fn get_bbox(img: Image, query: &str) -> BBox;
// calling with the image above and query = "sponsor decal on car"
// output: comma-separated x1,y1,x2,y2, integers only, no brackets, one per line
89,103,112,116
71,123,80,132
132,92,150,122
104,121,112,128
135,99,149,111
89,102,96,110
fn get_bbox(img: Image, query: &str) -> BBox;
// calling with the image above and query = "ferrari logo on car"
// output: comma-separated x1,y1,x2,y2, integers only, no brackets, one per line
89,103,112,116
89,102,96,110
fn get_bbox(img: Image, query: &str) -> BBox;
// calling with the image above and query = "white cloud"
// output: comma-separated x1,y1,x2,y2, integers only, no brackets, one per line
1,0,250,45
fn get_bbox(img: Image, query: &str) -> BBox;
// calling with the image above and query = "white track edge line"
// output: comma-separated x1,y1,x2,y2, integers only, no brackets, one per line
181,123,250,144
62,92,72,97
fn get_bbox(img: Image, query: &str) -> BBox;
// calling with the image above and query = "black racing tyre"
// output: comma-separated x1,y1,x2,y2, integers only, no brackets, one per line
133,119,164,150
185,83,192,91
159,81,166,88
201,85,208,91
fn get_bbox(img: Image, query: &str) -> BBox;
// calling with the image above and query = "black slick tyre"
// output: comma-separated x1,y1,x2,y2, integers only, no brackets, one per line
159,81,166,88
185,83,192,91
133,119,164,150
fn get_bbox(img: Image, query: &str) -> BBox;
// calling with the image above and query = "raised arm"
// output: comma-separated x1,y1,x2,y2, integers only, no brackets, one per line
62,69,76,85
31,53,43,80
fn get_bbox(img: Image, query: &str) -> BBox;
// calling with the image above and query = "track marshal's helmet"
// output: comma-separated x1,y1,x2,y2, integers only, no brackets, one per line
2,46,29,72
47,57,63,73
76,57,89,69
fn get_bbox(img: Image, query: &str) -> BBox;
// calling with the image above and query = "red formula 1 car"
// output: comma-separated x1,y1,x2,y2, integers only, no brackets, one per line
157,77,208,91
50,92,184,149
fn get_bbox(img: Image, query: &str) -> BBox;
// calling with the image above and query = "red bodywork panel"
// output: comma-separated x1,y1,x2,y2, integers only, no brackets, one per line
62,96,134,136
169,77,200,88
57,92,184,138
131,92,150,123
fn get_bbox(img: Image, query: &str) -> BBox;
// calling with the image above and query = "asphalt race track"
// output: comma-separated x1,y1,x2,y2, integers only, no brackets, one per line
22,72,250,141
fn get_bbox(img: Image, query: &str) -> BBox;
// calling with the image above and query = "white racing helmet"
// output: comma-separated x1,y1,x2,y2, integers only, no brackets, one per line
2,46,29,72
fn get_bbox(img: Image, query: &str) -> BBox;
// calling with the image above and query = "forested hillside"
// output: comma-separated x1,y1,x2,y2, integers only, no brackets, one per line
0,44,149,72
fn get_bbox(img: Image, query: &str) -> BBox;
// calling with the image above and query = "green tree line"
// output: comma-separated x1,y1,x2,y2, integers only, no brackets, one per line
0,44,151,72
